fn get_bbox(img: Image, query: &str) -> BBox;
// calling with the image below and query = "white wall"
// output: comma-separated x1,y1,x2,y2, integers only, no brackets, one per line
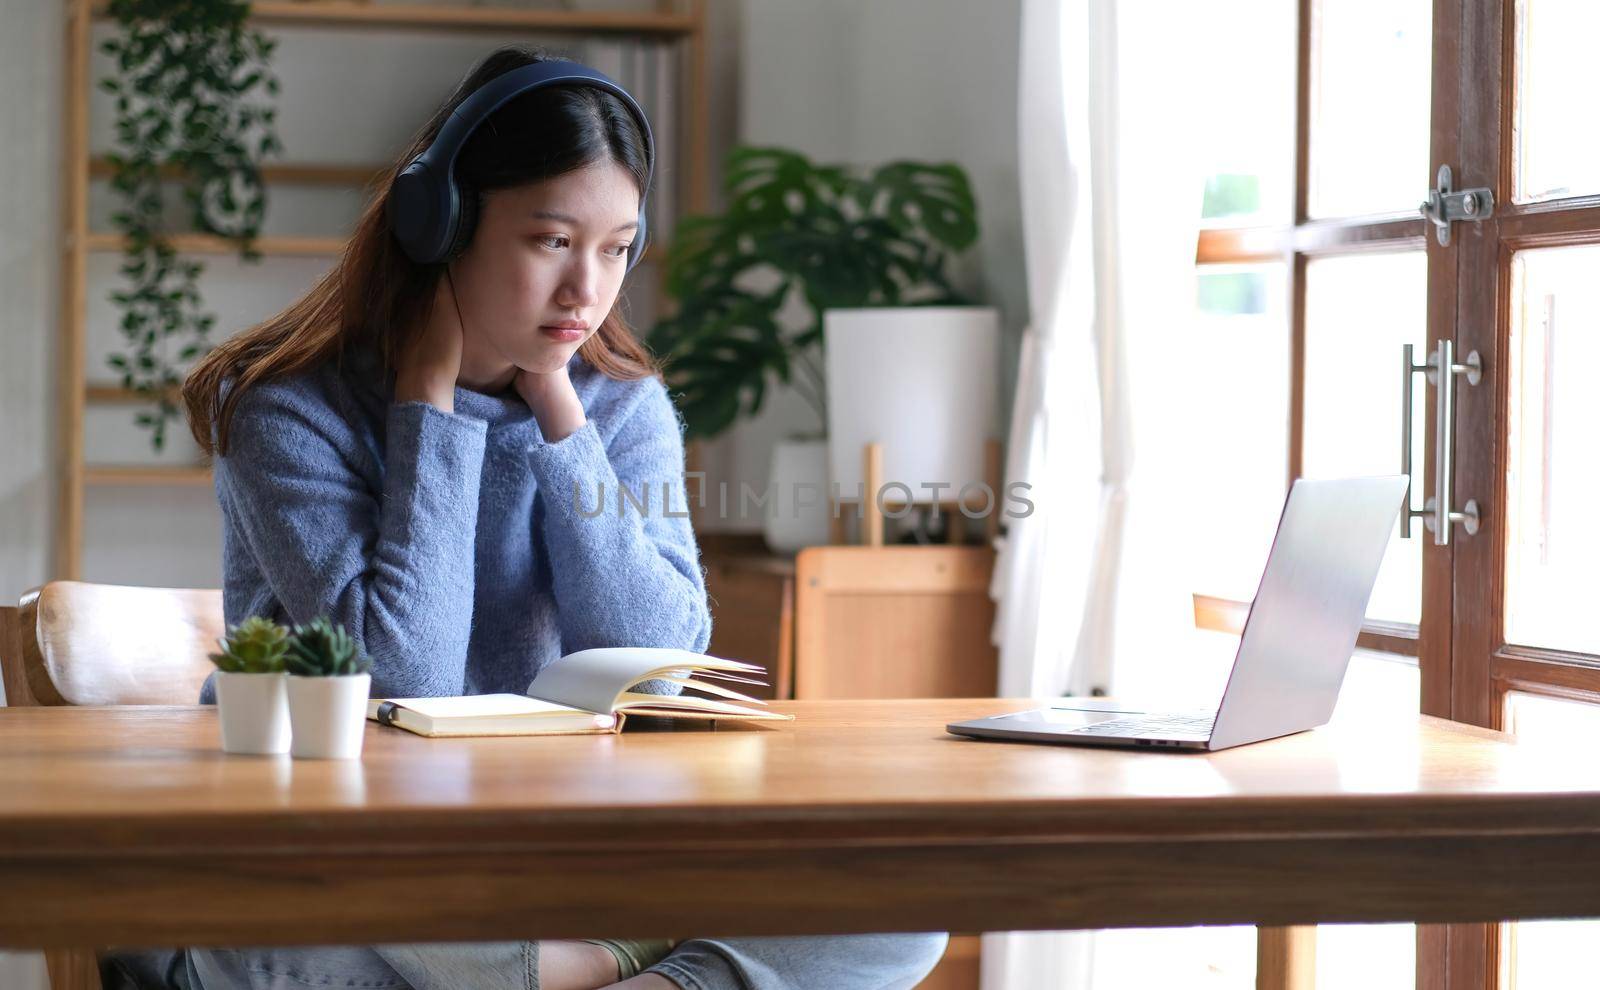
0,0,63,610
0,1,61,975
0,8,59,984
696,0,1027,531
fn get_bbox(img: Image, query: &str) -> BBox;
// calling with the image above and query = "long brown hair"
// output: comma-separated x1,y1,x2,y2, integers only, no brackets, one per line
184,46,661,457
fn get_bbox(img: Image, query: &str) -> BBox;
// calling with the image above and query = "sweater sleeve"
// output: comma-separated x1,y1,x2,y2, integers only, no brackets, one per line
526,377,712,659
211,383,487,699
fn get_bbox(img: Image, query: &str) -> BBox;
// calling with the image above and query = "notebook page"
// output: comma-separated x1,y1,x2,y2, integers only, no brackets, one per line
689,670,770,687
527,647,763,714
616,692,793,720
655,675,769,704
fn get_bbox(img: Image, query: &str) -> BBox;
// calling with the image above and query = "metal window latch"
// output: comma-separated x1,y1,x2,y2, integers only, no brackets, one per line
1419,165,1494,246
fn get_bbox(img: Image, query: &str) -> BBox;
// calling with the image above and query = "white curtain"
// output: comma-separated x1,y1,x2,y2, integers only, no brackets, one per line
984,0,1209,984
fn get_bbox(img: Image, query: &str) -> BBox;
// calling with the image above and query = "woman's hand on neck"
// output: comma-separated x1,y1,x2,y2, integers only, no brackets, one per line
456,334,587,441
394,273,467,414
515,363,586,443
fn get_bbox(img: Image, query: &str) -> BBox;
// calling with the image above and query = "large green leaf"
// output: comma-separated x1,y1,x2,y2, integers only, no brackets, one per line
652,278,793,438
726,147,819,224
871,162,978,249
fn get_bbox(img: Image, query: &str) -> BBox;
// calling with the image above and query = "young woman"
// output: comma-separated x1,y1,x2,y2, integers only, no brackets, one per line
174,47,947,990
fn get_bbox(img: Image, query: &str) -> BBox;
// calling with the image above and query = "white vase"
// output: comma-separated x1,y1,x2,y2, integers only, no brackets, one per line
286,673,372,759
763,436,833,554
214,671,291,755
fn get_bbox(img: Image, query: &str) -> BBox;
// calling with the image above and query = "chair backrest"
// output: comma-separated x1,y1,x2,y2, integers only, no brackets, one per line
794,545,998,699
0,581,222,707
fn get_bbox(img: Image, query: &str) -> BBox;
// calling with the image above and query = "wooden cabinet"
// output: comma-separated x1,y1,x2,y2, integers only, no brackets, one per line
700,540,1001,701
793,545,999,700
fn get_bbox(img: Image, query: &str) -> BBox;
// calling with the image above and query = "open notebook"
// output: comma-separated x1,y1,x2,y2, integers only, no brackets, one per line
366,646,794,738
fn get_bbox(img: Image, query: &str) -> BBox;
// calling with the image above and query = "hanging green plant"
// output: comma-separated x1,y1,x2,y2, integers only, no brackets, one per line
99,0,282,451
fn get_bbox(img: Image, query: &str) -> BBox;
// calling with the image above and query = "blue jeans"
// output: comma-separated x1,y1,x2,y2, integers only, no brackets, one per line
181,933,949,990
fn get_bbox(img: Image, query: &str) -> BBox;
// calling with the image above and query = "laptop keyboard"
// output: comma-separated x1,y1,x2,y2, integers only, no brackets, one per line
1069,712,1218,737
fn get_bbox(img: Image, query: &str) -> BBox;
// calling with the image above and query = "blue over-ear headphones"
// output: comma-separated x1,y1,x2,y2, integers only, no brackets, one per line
387,60,654,272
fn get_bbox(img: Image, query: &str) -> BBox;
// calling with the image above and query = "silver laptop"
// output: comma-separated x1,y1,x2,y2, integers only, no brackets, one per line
947,475,1409,752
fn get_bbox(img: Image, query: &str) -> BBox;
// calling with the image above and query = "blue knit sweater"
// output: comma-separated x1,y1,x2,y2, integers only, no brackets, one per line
198,346,708,704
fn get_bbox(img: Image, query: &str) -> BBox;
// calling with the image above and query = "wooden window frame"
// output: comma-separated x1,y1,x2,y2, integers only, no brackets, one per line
1447,0,1600,727
1191,0,1431,661
1195,0,1600,706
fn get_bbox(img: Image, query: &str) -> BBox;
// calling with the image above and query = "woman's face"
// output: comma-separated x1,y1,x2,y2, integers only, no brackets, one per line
449,161,640,386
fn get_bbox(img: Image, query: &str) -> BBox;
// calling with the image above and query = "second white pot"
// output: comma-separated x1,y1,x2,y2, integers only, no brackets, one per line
286,673,372,759
214,671,290,755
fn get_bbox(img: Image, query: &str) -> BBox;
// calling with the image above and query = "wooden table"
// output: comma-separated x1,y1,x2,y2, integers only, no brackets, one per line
2,698,1599,950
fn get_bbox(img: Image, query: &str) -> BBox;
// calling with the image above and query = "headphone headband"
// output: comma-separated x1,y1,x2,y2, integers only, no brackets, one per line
387,60,655,270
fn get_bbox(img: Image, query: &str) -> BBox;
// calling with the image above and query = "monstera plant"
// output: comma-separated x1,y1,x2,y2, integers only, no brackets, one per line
649,146,980,441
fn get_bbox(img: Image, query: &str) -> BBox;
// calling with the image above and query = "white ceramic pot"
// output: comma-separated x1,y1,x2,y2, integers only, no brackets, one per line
214,671,291,755
286,673,372,759
763,436,833,554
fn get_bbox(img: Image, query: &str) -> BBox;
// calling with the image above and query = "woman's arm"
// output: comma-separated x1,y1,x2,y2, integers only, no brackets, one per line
525,376,711,657
213,379,486,699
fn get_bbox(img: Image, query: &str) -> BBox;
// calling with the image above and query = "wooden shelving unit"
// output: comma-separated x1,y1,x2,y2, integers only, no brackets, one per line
89,0,698,35
84,382,179,404
58,0,710,578
83,233,350,255
88,159,385,186
83,466,215,488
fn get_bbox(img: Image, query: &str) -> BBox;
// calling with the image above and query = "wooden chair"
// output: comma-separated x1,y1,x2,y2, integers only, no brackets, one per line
0,581,223,990
0,581,221,709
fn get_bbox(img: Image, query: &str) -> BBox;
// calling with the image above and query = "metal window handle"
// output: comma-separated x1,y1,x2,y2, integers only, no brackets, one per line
1400,339,1482,545
1399,343,1427,539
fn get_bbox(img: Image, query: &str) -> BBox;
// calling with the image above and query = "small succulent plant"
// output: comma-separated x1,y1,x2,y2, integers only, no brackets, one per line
284,617,373,677
209,616,291,674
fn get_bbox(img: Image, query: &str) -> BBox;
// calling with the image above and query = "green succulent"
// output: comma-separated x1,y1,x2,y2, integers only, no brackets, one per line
209,616,290,674
284,617,372,677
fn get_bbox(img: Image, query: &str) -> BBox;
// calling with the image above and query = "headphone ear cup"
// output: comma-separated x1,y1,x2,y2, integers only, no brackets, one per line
445,183,480,263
